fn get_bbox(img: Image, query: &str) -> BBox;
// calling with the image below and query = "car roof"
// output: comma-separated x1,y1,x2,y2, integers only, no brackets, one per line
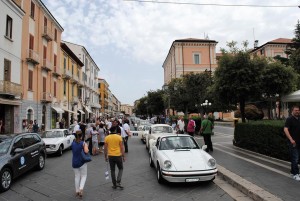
0,133,39,139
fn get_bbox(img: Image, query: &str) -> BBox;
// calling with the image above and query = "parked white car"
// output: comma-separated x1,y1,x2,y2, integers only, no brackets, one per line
149,134,217,183
41,129,75,156
139,125,151,144
146,124,174,150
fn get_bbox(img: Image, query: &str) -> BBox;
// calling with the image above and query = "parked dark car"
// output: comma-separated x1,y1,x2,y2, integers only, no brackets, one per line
0,133,46,192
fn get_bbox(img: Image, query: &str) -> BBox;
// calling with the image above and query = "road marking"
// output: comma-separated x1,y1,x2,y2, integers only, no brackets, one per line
213,146,290,178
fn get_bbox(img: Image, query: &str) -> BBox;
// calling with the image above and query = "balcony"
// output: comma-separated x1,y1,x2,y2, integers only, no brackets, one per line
62,69,72,80
78,79,84,87
41,59,53,71
71,96,79,105
40,92,52,103
71,74,79,84
0,80,22,98
52,66,61,76
26,49,39,65
42,26,53,41
90,102,101,109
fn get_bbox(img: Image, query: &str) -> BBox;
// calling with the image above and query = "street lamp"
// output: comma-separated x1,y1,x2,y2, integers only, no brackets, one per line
201,100,211,115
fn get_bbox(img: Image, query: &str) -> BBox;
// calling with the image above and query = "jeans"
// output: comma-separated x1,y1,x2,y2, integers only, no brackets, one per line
123,136,129,152
289,142,300,175
108,156,123,186
73,163,87,192
203,134,213,152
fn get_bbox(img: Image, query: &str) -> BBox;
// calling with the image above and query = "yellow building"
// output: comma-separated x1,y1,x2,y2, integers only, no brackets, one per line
59,42,84,128
98,78,109,116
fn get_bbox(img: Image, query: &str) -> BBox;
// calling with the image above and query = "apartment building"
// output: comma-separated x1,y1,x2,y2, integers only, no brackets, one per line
98,78,109,116
63,41,101,122
0,0,25,133
112,94,121,117
250,38,292,59
163,38,218,84
121,104,134,116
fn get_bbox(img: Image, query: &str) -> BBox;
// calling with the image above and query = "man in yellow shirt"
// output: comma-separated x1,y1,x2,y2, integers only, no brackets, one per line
104,126,125,189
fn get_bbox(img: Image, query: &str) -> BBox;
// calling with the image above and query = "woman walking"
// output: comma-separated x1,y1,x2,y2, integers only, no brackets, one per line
72,130,89,198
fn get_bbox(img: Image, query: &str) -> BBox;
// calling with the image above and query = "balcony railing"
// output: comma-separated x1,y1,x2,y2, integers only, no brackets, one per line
71,74,79,84
0,80,22,97
40,92,52,103
62,69,72,79
78,79,84,87
26,49,39,64
90,102,101,109
41,59,53,71
52,66,61,76
71,96,79,105
42,26,53,41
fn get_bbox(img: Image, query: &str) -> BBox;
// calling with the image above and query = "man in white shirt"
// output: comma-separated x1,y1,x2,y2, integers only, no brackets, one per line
72,121,80,135
177,116,185,134
122,119,131,153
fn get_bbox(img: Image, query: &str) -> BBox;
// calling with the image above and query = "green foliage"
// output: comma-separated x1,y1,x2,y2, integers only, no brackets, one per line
234,120,289,161
286,20,300,73
234,104,264,120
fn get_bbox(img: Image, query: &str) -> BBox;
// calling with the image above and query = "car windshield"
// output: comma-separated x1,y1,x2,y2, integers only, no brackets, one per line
159,136,199,150
152,126,173,134
41,131,64,138
0,138,12,154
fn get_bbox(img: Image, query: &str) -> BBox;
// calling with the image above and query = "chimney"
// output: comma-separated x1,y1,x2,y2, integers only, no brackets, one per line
254,40,258,48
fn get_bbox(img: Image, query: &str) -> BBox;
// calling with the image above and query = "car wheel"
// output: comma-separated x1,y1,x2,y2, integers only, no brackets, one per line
157,164,164,184
36,154,45,170
149,155,154,167
0,168,12,192
57,145,63,156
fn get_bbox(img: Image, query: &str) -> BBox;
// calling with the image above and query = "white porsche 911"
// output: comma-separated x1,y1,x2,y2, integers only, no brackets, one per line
149,134,217,183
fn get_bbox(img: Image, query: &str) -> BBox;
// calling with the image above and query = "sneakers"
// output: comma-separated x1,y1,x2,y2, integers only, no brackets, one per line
112,185,117,189
116,183,124,189
292,174,300,181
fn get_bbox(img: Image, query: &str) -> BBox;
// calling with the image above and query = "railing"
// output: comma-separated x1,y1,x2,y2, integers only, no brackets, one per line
40,92,52,102
0,80,22,97
71,96,79,105
90,102,101,108
78,79,84,87
42,26,53,41
71,74,79,83
26,49,39,64
62,69,72,79
41,59,53,71
52,66,60,76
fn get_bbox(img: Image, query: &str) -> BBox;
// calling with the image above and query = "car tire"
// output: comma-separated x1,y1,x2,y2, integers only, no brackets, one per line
36,153,45,170
0,168,12,192
149,155,154,167
157,164,164,184
57,145,63,156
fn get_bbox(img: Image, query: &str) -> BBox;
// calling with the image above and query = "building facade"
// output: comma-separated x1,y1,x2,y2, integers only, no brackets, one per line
0,0,25,133
162,38,218,85
98,78,109,116
120,104,134,116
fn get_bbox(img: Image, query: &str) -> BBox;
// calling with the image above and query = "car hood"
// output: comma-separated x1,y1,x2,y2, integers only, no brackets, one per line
42,138,63,145
151,133,173,139
161,149,210,171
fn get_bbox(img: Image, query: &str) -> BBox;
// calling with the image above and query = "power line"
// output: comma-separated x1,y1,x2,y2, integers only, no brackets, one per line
123,0,299,8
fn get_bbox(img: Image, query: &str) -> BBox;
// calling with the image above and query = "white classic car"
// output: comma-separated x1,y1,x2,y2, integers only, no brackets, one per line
149,134,217,183
146,124,174,150
139,125,151,144
41,129,75,156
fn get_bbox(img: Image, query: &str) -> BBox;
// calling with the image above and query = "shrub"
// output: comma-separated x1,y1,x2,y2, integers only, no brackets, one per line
234,104,264,120
234,120,289,161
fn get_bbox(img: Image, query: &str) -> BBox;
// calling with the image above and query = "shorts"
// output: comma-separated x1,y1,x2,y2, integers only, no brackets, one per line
99,142,105,146
92,141,98,149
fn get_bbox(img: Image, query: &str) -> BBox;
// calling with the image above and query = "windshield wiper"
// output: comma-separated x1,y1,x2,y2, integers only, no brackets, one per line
175,146,191,151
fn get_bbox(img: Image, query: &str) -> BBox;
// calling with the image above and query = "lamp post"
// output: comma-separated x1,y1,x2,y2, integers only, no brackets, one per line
201,100,211,115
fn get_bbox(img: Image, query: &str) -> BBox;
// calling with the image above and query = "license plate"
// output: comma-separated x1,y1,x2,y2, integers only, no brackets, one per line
186,178,199,182
132,133,138,136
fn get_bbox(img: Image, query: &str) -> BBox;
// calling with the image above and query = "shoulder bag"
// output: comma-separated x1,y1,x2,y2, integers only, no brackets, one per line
81,142,92,163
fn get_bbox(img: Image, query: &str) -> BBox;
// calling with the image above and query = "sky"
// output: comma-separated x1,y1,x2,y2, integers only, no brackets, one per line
42,0,300,105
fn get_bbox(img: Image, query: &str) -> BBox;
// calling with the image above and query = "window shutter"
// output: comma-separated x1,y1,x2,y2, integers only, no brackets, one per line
54,81,57,97
28,70,33,90
29,34,34,50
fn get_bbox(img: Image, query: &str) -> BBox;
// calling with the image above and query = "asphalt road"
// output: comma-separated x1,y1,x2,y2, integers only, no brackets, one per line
0,135,235,201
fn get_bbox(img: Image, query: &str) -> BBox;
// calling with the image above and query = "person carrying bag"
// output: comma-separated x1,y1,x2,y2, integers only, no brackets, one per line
200,115,214,152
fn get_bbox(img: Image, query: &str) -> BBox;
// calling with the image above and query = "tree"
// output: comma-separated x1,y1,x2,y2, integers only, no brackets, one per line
286,20,300,73
213,41,265,122
147,90,165,116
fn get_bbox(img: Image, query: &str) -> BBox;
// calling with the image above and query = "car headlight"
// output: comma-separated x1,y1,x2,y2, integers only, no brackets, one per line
49,145,56,149
208,158,216,168
164,160,172,169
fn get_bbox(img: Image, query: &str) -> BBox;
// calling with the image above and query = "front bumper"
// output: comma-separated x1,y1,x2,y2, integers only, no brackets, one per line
161,168,218,182
45,146,59,154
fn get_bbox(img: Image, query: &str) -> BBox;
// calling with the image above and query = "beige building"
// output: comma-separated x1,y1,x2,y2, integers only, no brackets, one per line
121,104,134,116
163,38,218,84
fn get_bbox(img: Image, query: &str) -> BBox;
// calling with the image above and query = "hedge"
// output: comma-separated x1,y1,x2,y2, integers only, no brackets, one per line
234,120,289,161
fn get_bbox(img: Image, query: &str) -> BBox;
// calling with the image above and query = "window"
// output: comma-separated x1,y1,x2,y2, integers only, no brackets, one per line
29,34,34,50
72,64,74,75
30,1,35,19
54,29,57,41
5,15,13,39
63,80,66,95
28,70,33,90
63,57,66,69
23,135,36,148
13,137,24,150
4,59,11,82
72,85,74,96
194,54,200,64
54,81,57,97
44,16,47,27
43,46,47,59
54,54,57,67
43,77,46,92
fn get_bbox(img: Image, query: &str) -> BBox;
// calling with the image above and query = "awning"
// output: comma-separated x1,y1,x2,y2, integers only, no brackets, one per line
78,109,85,114
282,90,300,102
84,106,93,114
51,106,64,113
0,98,22,105
64,109,76,114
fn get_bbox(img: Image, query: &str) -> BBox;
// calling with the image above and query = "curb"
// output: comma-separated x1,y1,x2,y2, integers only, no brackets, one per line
217,165,283,201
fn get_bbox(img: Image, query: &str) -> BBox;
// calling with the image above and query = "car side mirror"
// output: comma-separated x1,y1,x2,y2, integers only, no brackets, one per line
14,148,24,153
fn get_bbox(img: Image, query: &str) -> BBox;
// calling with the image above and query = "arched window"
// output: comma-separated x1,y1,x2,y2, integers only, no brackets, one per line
27,109,33,123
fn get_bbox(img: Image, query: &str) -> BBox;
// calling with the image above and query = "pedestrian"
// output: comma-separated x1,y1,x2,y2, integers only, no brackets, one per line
122,119,131,153
27,120,33,132
73,121,80,136
104,126,125,189
91,126,99,155
0,119,5,134
200,115,214,152
59,119,64,129
177,116,185,134
187,116,196,136
32,120,39,133
171,119,177,131
86,124,93,155
98,123,106,153
284,105,300,181
71,130,89,198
